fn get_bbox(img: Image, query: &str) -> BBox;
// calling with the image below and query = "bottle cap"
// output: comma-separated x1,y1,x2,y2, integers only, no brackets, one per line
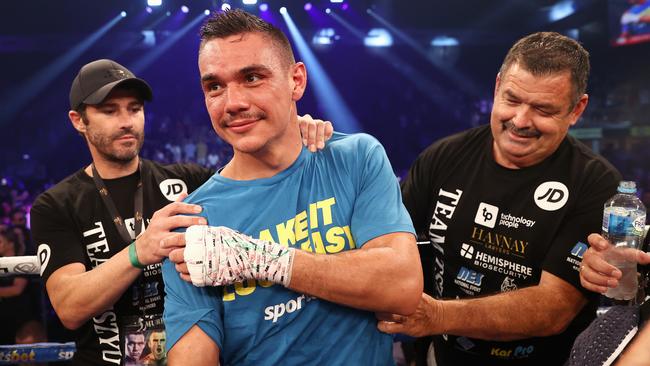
617,181,637,194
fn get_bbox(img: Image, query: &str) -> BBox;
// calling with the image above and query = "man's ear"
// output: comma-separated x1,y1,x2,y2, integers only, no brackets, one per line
568,94,589,127
69,110,86,135
290,62,307,101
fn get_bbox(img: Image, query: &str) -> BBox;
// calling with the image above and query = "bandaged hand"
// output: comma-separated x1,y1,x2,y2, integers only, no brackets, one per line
184,225,295,287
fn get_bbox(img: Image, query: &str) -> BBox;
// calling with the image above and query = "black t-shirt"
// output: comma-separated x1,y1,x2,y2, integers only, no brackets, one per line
401,125,621,365
31,159,214,366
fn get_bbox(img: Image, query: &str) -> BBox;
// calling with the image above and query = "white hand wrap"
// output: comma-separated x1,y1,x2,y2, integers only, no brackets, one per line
184,225,295,287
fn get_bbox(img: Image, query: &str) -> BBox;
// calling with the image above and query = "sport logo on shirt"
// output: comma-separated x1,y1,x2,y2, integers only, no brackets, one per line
474,202,499,228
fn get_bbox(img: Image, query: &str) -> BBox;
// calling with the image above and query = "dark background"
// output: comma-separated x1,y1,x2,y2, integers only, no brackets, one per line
1,0,649,202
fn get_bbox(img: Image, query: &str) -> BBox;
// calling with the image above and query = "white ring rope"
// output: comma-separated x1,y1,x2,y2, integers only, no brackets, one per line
0,256,40,277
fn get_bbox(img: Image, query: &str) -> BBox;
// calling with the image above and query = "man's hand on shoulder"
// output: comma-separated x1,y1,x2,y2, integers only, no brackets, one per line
298,114,333,152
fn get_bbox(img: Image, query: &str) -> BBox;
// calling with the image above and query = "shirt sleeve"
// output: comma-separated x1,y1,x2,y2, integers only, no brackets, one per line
349,134,416,247
541,163,621,294
401,144,438,239
30,193,87,282
162,257,224,353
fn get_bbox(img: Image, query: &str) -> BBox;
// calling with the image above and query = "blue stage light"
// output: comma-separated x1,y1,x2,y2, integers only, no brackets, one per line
279,7,287,14
325,8,331,14
549,0,575,21
330,0,343,3
121,11,127,17
148,0,162,6
146,6,153,13
204,9,211,15
312,28,337,45
181,5,189,13
364,28,393,47
304,3,312,11
222,3,231,11
243,0,258,4
259,3,269,11
430,36,459,47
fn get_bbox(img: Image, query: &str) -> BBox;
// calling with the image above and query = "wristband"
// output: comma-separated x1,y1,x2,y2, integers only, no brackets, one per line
128,241,146,269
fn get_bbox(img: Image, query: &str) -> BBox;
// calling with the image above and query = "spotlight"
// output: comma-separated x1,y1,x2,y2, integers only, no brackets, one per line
325,8,331,14
146,6,153,13
181,5,189,13
279,6,287,14
242,0,257,4
121,11,127,17
222,3,231,11
304,3,312,11
204,9,211,15
148,0,162,6
330,0,343,2
166,11,171,16
259,3,269,11
312,28,336,46
364,28,393,47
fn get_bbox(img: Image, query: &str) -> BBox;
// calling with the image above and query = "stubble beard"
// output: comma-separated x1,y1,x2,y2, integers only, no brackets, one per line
87,129,144,165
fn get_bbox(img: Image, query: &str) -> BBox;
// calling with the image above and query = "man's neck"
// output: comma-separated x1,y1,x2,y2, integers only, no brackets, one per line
84,156,140,179
221,134,303,181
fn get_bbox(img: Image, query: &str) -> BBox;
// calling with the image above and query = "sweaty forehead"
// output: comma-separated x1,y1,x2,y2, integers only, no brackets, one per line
199,33,287,74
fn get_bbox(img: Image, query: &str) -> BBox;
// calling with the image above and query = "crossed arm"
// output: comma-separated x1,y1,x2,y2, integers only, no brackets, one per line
167,231,423,365
378,270,586,341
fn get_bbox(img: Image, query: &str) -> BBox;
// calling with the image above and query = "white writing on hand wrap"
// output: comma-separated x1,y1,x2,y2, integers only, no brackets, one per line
184,225,295,287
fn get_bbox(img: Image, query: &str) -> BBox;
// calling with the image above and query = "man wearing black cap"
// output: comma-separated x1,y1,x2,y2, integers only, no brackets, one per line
29,59,331,365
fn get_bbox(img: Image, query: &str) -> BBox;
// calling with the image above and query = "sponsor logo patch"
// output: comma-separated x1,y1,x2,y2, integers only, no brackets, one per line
159,179,188,201
534,181,569,211
475,202,499,228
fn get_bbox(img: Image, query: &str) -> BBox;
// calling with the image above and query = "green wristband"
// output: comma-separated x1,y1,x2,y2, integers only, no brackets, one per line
128,241,146,270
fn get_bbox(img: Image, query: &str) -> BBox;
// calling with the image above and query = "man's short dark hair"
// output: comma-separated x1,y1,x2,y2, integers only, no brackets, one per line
499,31,590,109
199,9,295,68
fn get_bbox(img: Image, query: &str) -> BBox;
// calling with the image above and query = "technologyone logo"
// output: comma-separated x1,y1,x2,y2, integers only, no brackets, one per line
534,181,569,211
474,202,499,228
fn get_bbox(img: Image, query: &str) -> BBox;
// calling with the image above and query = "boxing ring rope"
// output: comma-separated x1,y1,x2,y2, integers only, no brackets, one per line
0,256,76,364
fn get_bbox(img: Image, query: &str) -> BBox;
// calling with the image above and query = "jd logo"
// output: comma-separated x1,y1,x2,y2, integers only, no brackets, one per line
159,179,188,201
474,202,499,228
534,181,569,211
37,244,51,276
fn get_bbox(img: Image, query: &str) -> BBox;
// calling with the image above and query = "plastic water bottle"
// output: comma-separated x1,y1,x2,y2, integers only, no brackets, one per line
602,181,646,300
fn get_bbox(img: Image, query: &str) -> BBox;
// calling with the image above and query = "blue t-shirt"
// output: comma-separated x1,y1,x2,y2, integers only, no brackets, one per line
162,132,415,365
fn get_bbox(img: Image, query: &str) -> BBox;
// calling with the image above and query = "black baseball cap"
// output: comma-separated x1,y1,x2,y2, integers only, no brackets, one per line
69,59,153,110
